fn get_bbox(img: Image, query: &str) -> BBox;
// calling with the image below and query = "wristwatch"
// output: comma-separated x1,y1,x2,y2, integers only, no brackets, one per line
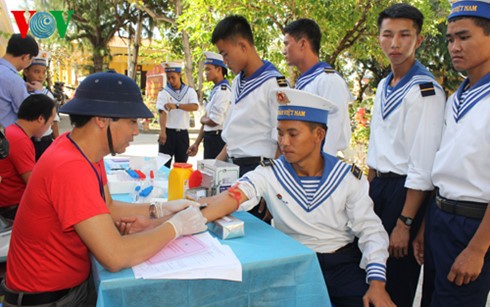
399,215,413,227
175,103,180,109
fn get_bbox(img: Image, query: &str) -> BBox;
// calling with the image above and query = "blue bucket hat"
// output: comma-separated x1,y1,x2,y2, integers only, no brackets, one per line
60,71,154,118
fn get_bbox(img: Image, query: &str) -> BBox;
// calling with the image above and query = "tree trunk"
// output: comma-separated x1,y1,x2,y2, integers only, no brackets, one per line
197,59,204,103
130,11,144,80
175,0,195,89
93,50,104,73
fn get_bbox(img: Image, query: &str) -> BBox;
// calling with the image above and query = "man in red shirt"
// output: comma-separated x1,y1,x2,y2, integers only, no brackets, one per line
3,72,207,306
0,94,56,219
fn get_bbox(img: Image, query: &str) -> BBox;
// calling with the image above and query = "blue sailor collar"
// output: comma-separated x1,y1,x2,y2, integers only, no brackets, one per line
381,60,440,119
452,72,490,123
294,61,333,90
271,152,351,212
212,79,231,92
164,83,190,102
234,60,282,104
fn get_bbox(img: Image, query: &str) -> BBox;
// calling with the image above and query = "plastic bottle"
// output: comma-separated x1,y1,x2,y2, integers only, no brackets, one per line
168,163,193,200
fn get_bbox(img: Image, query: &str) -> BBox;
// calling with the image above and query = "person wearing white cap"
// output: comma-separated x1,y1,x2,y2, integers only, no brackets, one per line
156,62,199,168
365,4,447,306
200,88,394,306
187,51,231,159
23,52,60,160
421,1,490,305
283,18,353,156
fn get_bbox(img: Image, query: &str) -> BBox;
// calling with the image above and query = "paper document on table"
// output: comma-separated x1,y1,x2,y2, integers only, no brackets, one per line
147,235,209,264
132,232,242,282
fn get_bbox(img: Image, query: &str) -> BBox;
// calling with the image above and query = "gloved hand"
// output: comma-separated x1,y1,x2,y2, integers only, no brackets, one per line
166,206,207,239
154,199,201,218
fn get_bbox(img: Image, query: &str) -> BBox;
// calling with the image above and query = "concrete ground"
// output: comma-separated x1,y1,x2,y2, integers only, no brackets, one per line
58,115,489,306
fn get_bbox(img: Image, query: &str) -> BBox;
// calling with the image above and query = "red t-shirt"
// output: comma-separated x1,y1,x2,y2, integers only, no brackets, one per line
0,124,35,206
6,133,110,292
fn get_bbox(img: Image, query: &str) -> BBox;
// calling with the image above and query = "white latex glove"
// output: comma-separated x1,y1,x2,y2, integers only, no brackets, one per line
154,199,201,218
166,206,207,239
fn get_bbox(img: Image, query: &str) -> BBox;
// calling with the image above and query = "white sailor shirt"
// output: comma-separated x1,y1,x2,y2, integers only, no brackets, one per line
222,61,288,159
367,61,446,191
295,62,353,156
204,80,231,132
156,84,199,130
237,153,389,282
432,73,490,202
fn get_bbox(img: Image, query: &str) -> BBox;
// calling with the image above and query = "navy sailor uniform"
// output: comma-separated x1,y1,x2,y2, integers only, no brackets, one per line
367,60,446,306
426,72,490,306
156,83,199,167
236,152,389,305
294,62,353,156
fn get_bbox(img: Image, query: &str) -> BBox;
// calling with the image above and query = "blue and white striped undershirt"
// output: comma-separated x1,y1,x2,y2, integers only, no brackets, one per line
299,177,321,202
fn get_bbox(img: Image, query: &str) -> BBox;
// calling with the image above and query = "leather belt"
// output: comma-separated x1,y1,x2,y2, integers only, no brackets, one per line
4,288,71,306
375,170,406,178
435,194,487,219
230,156,269,166
166,128,187,132
204,130,222,135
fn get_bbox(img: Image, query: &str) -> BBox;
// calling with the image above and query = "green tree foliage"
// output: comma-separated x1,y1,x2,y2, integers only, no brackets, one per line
45,0,141,72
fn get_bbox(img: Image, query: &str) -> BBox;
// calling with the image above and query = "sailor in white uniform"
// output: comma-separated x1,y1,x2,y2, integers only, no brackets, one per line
211,15,288,221
283,18,353,156
156,62,199,167
201,88,393,307
425,1,490,305
187,52,231,159
366,4,447,306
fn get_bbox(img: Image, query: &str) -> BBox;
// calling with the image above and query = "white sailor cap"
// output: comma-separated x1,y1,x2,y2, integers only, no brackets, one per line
204,51,226,68
273,88,337,126
28,50,50,67
449,0,490,20
163,62,182,73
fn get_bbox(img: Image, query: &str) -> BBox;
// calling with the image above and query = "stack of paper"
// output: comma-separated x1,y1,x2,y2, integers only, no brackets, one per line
132,232,242,282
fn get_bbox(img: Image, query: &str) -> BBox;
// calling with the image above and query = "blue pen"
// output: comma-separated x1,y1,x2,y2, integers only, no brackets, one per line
133,185,141,203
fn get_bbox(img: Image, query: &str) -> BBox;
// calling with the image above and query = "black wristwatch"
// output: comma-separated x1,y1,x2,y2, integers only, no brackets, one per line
399,215,413,227
175,103,180,109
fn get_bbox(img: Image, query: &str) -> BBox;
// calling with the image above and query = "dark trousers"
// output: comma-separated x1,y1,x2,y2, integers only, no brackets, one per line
2,276,97,307
369,176,427,307
32,134,54,161
203,130,225,159
423,198,490,306
159,128,189,168
235,161,269,222
317,243,369,307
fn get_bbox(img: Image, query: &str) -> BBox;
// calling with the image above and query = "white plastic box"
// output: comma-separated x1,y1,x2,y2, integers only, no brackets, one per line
197,159,240,192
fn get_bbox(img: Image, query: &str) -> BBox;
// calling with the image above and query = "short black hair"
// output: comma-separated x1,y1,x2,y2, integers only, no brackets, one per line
68,115,120,128
6,34,39,57
69,115,93,128
221,66,228,77
17,94,55,122
214,65,228,78
449,16,490,36
211,15,254,45
284,19,322,55
306,121,328,132
377,3,424,34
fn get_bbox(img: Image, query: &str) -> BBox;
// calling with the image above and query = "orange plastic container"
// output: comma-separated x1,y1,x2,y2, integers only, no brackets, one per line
168,163,193,200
